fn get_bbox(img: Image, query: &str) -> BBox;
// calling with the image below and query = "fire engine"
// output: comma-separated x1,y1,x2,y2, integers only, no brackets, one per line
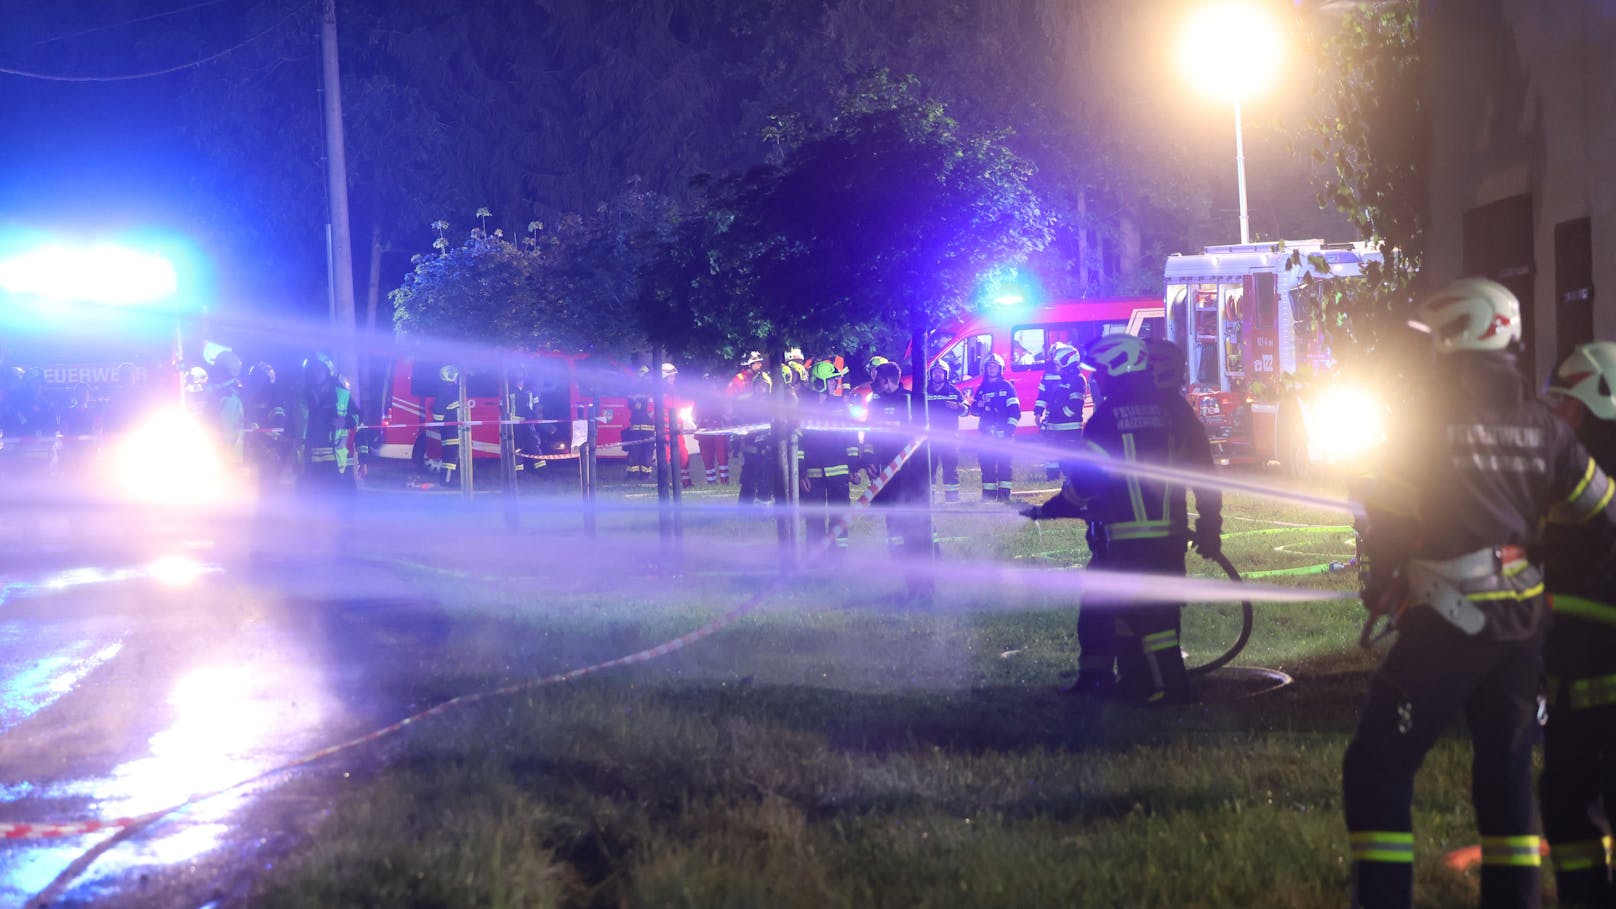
376,352,632,473
1163,239,1382,471
913,297,1164,432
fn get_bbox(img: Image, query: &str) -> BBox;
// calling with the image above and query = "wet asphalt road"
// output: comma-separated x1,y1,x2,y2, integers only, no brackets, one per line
0,494,470,908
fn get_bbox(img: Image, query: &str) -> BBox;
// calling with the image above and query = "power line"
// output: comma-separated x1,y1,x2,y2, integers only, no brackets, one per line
0,1,309,83
14,0,235,52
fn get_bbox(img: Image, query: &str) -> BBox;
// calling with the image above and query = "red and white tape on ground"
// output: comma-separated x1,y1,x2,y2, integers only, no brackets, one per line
0,577,785,841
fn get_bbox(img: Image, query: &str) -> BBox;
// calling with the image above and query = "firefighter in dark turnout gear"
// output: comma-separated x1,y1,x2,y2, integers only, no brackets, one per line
1023,335,1220,703
508,368,545,476
623,366,655,481
970,353,1020,503
733,352,778,504
863,359,932,596
1035,342,1083,479
799,360,859,552
1042,345,1088,477
428,364,462,486
1538,341,1616,908
1344,279,1616,909
297,353,361,495
925,362,966,503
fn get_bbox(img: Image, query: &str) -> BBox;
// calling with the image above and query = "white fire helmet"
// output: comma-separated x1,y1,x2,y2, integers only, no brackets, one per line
1408,278,1522,354
1052,344,1081,372
1082,335,1149,378
1546,341,1616,421
661,362,678,379
784,347,805,363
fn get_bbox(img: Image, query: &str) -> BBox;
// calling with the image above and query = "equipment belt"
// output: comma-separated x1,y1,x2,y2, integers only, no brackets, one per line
1404,545,1535,636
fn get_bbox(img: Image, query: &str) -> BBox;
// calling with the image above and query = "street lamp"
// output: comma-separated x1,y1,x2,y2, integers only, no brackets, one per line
1178,2,1284,245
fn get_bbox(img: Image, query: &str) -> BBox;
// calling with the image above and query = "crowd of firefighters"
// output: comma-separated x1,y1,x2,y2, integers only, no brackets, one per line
5,276,1616,908
0,349,366,497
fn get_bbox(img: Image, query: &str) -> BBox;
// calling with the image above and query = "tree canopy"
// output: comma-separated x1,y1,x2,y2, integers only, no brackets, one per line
1303,0,1425,362
638,75,1051,367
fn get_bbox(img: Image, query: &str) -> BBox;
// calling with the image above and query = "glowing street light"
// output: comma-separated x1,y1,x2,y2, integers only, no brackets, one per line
1178,2,1284,244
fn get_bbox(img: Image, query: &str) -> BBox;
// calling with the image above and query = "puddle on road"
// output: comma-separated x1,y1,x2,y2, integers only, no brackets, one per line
0,641,124,734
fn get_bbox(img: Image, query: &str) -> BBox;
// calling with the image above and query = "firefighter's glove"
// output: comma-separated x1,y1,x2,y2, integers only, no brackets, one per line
1020,505,1043,521
1192,521,1223,560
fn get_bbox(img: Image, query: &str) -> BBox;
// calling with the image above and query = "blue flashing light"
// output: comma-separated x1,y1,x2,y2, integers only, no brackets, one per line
976,264,1043,317
0,242,178,307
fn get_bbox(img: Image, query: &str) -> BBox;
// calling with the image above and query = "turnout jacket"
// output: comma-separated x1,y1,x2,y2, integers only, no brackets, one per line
1359,352,1616,636
1042,370,1088,434
1038,378,1219,544
925,380,966,433
970,375,1021,438
798,397,860,480
1540,418,1616,690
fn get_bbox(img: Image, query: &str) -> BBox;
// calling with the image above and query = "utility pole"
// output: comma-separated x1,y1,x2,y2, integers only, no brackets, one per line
320,0,359,386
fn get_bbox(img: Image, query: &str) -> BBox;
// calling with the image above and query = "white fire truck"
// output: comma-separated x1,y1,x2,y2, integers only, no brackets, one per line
1164,239,1383,472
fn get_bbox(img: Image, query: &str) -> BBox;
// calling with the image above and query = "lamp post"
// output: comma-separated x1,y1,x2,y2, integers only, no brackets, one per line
1179,3,1283,245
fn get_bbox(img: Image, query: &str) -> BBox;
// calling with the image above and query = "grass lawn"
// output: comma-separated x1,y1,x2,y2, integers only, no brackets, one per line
251,467,1517,908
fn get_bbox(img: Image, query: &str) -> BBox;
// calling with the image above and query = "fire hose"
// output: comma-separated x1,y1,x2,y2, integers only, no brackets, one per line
1187,550,1255,678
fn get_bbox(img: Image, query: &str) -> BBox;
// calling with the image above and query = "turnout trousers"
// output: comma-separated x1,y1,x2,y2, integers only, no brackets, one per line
1342,607,1545,909
931,442,960,502
977,430,1014,502
1079,540,1188,703
802,474,851,552
1541,679,1616,908
622,425,654,479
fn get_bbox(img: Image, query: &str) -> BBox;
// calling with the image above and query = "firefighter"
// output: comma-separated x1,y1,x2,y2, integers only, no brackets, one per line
924,361,966,503
1041,345,1087,477
697,369,733,486
297,353,361,495
1343,279,1616,909
660,362,693,488
244,361,287,494
508,367,545,477
1536,341,1616,908
733,351,776,505
623,365,655,482
1022,334,1220,703
209,350,246,466
863,358,931,597
1035,342,1081,479
969,353,1020,503
429,364,463,486
799,359,859,552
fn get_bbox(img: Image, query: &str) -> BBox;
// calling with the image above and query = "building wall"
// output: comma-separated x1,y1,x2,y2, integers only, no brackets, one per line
1422,0,1616,383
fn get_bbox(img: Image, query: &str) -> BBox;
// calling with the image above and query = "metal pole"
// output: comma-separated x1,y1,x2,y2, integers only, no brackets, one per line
1234,98,1251,245
910,312,933,563
584,400,598,538
499,369,518,527
456,370,472,498
319,0,359,383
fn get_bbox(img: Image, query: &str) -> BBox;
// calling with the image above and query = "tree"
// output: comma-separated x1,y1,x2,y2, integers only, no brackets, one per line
640,74,1051,368
1302,0,1425,362
390,186,675,358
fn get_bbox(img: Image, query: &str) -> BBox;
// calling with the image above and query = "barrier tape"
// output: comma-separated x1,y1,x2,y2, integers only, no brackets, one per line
0,576,786,842
853,439,926,508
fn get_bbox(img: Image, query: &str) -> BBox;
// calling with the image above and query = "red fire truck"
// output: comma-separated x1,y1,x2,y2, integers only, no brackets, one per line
376,352,633,473
1163,239,1382,471
911,297,1164,433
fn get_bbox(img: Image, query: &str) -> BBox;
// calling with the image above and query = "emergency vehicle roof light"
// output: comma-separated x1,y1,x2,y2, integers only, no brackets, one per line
0,243,178,307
